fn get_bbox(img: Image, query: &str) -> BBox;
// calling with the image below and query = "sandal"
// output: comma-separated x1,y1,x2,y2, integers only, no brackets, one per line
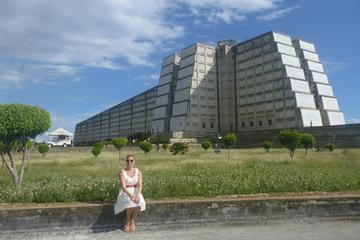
123,224,130,233
130,221,136,232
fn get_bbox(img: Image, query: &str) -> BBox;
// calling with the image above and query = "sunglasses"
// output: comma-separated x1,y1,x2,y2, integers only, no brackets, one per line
126,159,134,163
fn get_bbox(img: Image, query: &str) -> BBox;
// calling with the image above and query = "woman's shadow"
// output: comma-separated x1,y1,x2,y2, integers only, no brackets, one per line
91,204,125,233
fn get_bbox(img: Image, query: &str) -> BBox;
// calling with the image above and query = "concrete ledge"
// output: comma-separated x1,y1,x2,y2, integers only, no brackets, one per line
1,192,360,232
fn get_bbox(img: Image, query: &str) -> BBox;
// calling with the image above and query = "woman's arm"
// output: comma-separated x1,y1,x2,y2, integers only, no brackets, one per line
119,171,133,198
137,170,143,196
133,170,143,203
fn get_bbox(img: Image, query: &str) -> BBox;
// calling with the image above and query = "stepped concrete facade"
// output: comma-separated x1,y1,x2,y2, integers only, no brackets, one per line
74,31,345,145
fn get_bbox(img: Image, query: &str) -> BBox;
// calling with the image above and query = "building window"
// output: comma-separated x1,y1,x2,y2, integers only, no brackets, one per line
241,122,245,128
250,121,254,127
258,120,262,126
202,123,206,128
268,119,272,126
210,123,214,128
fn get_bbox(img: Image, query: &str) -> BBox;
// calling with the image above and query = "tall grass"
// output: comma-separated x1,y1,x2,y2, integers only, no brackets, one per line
0,148,359,203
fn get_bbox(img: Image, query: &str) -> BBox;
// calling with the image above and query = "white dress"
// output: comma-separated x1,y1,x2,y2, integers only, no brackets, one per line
114,168,146,215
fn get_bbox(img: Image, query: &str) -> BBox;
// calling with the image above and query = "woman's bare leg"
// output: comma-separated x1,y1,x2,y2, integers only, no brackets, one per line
124,208,132,232
130,207,140,231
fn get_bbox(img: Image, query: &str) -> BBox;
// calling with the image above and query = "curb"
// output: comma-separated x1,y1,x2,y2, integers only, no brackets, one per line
1,192,360,232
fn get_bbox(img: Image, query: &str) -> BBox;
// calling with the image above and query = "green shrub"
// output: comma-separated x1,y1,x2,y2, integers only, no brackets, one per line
278,130,301,160
138,141,153,154
262,141,272,152
223,133,237,148
162,143,169,151
170,142,189,155
201,140,212,151
112,138,128,160
326,143,335,152
223,133,237,160
91,142,103,158
300,133,316,154
37,144,49,157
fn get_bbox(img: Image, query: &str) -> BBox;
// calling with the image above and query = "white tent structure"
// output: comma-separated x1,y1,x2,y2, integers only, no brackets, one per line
47,128,73,147
49,128,73,138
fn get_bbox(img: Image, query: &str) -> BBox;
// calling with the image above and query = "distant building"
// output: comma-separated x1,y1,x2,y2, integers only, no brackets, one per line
74,31,345,145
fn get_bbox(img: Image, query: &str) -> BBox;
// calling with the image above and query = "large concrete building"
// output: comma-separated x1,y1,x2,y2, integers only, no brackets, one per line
74,31,345,145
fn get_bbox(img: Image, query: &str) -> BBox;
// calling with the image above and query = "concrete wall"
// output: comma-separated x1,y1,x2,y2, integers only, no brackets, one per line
236,123,360,148
1,193,359,232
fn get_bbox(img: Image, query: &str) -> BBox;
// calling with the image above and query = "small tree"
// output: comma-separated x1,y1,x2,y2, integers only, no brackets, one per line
170,142,189,155
112,138,128,161
278,130,301,160
201,140,212,151
37,144,49,157
92,142,104,159
262,141,272,152
0,104,51,187
162,143,169,151
138,141,153,154
326,143,335,152
300,133,316,154
223,133,238,160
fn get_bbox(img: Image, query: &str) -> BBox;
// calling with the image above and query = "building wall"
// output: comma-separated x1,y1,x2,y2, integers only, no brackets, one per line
292,39,345,126
74,31,346,145
74,87,157,145
151,54,180,134
217,40,237,133
235,32,322,133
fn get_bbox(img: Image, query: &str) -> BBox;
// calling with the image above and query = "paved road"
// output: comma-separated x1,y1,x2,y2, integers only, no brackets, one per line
1,219,359,240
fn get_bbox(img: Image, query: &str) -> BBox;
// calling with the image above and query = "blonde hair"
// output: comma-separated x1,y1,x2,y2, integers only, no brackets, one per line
126,154,135,161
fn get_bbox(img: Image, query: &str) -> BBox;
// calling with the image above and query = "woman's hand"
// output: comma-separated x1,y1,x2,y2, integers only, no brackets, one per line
130,195,140,203
134,195,140,204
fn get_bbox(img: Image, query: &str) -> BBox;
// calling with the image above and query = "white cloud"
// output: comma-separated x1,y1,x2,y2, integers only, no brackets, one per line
0,67,26,89
347,118,360,124
322,59,350,75
257,6,299,21
0,62,81,88
139,73,160,86
179,0,279,23
0,0,284,87
0,0,185,86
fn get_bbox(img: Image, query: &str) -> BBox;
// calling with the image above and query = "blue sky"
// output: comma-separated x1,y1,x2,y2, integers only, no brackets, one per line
0,0,359,133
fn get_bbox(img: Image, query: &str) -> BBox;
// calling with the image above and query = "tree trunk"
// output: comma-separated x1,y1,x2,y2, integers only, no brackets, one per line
18,144,29,187
1,156,4,171
2,151,19,187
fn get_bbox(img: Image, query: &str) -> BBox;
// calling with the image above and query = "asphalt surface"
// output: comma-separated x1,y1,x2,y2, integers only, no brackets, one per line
1,219,359,240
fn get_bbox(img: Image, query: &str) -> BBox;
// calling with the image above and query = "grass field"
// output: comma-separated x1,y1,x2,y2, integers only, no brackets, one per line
1,147,360,203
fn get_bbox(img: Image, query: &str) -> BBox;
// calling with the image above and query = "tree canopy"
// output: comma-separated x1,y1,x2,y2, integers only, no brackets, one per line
222,133,238,160
0,104,51,187
300,133,316,154
278,129,301,160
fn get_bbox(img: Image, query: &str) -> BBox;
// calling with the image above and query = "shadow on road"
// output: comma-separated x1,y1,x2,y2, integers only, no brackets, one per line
91,204,125,233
